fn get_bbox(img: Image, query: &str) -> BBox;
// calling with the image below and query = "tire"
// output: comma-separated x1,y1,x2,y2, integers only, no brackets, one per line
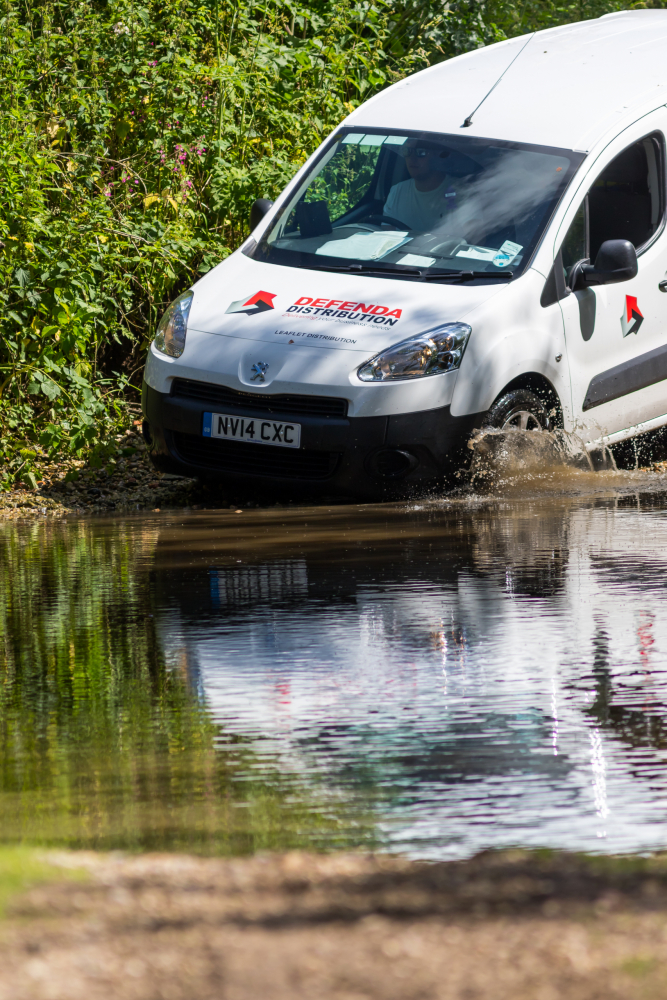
483,389,550,432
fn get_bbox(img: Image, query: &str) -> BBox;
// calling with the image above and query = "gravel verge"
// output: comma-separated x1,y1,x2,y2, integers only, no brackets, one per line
3,849,667,999
0,429,338,519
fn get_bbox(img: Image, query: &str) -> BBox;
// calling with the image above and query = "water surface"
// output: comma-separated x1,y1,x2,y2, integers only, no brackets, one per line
4,459,667,858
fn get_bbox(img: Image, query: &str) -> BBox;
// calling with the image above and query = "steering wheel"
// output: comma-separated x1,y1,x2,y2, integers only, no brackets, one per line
366,214,410,230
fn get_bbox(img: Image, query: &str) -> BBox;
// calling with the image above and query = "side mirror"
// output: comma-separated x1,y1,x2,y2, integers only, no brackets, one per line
250,198,273,231
571,239,637,290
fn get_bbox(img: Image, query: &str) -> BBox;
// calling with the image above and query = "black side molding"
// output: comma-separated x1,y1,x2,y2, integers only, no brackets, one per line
583,342,667,410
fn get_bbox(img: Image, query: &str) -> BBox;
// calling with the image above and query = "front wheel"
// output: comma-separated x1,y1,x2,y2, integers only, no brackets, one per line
483,390,550,432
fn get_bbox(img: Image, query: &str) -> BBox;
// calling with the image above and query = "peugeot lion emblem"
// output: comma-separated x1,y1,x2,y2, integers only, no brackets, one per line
250,362,269,382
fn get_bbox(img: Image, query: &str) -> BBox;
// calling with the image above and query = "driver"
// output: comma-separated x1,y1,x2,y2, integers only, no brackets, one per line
383,141,456,232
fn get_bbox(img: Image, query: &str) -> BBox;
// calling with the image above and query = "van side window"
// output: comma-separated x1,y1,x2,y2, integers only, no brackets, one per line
589,135,663,259
540,201,587,307
561,201,587,283
542,132,664,307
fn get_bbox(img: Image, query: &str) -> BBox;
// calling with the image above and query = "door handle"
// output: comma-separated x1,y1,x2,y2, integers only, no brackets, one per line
659,280,667,292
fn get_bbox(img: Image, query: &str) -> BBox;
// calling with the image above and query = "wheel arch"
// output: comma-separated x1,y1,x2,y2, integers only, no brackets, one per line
491,373,564,428
451,331,569,428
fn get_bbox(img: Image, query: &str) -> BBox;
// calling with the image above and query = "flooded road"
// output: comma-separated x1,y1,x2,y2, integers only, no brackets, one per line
5,457,667,859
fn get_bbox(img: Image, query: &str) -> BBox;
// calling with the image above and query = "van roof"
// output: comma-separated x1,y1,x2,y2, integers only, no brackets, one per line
348,11,667,152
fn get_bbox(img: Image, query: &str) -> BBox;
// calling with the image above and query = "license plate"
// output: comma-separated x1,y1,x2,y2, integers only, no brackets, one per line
203,412,301,449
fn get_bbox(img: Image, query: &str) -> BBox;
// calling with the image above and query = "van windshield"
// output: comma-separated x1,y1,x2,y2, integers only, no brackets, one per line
248,130,582,279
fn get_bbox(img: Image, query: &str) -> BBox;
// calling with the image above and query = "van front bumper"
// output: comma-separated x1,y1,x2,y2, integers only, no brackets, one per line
142,379,482,498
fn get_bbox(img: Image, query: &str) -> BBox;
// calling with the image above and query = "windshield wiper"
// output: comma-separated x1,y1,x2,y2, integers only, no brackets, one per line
421,270,514,281
305,262,422,277
298,261,513,281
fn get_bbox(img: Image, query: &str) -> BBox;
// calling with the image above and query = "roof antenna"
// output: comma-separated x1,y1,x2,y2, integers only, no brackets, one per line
461,33,535,127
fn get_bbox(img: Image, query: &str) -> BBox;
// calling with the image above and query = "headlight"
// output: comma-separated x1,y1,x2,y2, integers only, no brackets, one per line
357,322,471,382
153,290,194,358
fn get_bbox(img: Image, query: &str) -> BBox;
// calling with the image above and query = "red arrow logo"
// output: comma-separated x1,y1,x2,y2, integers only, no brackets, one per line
626,295,643,323
622,295,644,337
243,290,276,309
225,289,277,316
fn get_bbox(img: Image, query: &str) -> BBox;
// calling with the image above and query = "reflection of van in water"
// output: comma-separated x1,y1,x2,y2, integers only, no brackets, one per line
152,497,667,856
143,12,667,497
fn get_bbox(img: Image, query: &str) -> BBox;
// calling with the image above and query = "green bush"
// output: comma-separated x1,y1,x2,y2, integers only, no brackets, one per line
0,0,656,487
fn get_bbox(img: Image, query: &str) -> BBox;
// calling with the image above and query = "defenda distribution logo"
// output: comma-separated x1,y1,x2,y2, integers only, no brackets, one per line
621,295,644,337
225,290,404,329
226,290,276,315
286,295,403,327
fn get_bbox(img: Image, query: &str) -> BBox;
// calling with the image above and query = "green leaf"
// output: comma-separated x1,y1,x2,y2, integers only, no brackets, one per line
21,470,38,490
40,381,61,400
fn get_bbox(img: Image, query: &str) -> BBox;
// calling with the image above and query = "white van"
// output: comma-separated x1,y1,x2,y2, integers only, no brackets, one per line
142,11,667,497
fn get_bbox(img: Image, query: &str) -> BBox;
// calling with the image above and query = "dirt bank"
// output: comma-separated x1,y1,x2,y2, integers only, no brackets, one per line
0,430,339,519
4,849,667,998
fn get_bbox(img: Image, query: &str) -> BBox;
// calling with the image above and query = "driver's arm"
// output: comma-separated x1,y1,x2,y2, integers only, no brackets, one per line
383,183,409,228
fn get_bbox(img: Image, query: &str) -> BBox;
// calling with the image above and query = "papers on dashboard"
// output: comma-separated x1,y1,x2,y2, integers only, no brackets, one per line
316,231,410,261
397,253,437,267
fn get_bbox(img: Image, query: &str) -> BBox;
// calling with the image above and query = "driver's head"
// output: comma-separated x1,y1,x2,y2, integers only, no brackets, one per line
402,140,441,184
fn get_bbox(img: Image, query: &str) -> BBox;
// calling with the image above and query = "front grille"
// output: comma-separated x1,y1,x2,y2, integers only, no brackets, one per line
172,432,340,481
171,378,348,419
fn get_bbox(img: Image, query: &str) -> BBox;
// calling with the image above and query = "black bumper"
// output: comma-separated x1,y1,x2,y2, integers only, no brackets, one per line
142,380,483,498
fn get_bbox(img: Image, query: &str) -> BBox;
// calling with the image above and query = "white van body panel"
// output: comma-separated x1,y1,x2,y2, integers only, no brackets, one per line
146,336,463,420
146,252,507,418
450,268,571,423
185,253,505,355
343,11,667,152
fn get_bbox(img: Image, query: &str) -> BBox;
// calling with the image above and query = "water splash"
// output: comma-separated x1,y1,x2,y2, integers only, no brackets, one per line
470,426,597,471
464,427,622,495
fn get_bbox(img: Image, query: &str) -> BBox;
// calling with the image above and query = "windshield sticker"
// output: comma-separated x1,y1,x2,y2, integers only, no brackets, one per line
285,296,403,328
493,240,523,267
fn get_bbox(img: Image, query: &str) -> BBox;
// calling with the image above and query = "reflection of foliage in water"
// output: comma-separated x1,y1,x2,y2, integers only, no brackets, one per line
0,521,375,853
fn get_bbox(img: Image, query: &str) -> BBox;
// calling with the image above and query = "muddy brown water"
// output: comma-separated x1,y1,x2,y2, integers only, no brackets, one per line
5,434,667,859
